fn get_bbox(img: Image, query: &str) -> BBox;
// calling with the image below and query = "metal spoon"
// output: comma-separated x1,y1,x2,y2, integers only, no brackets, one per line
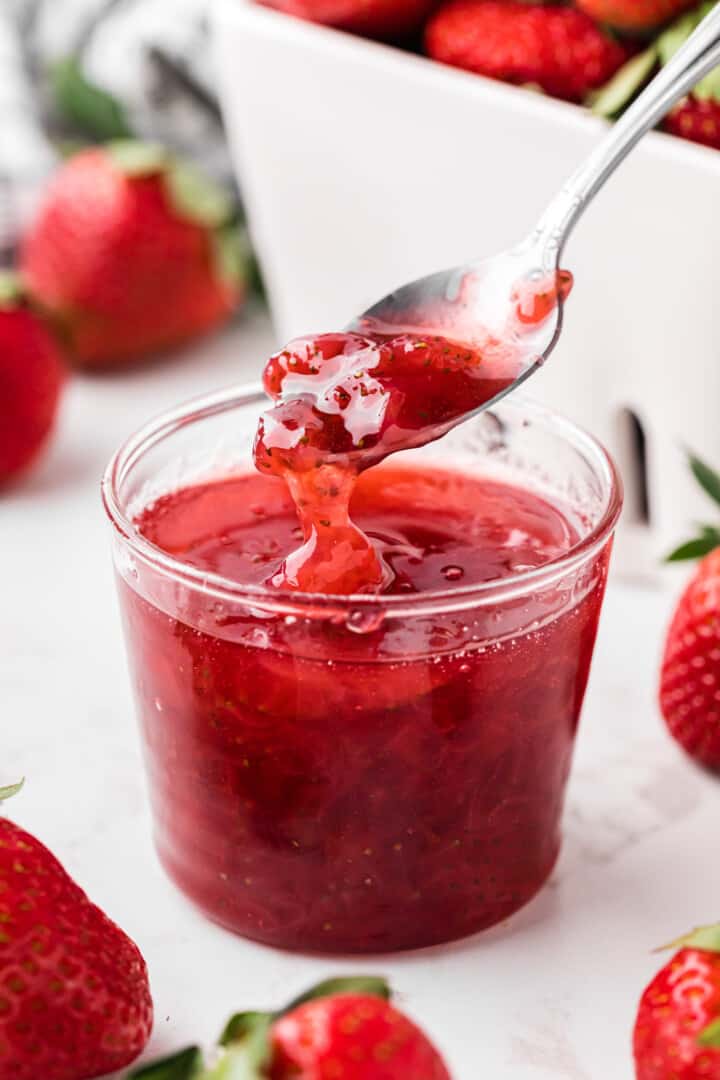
351,2,720,401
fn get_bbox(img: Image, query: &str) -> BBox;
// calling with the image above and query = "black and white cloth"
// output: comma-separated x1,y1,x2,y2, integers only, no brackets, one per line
0,0,236,255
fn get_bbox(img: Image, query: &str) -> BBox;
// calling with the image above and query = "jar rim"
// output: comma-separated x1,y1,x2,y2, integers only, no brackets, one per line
101,382,623,619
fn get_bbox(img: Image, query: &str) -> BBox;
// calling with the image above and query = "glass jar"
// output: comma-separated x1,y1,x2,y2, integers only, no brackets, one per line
103,387,622,953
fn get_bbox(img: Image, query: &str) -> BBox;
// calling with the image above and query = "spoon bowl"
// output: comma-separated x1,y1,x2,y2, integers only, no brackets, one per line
351,241,570,402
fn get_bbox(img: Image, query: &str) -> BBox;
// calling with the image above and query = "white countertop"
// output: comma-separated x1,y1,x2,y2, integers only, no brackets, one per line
2,311,716,1080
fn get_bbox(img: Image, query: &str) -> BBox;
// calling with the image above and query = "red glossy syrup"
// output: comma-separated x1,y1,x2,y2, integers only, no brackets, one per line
123,462,611,952
254,332,515,593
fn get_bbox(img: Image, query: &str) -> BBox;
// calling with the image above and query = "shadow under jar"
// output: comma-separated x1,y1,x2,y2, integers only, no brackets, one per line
103,388,621,954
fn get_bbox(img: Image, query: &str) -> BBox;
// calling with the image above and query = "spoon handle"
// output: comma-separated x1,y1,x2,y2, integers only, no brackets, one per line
533,2,720,266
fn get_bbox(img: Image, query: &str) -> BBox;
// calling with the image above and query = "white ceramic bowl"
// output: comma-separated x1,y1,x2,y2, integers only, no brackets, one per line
213,0,720,577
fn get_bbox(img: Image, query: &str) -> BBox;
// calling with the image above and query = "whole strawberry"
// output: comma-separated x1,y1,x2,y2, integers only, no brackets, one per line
129,976,451,1079
664,96,720,149
660,453,720,771
575,0,695,32
658,3,720,149
21,142,246,369
425,0,630,103
260,0,436,38
0,275,66,486
634,924,720,1079
0,781,153,1079
270,989,451,1078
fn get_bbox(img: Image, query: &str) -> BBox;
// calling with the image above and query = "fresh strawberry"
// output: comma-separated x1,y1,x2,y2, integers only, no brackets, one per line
129,976,452,1079
664,96,720,148
260,0,436,38
634,923,720,1079
0,781,153,1079
269,991,452,1078
575,0,695,33
656,3,720,149
660,453,720,771
425,0,630,103
0,275,66,486
20,141,246,369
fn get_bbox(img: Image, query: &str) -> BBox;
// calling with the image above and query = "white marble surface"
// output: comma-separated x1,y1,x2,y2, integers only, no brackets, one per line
1,312,717,1080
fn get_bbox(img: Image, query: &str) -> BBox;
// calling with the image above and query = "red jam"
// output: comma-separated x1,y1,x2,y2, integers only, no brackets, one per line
115,270,610,952
122,462,611,952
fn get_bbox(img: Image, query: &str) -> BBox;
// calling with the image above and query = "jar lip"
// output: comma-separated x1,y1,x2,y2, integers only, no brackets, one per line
102,382,623,618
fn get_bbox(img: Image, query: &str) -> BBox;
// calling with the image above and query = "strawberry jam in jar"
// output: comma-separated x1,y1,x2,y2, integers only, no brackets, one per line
104,387,621,952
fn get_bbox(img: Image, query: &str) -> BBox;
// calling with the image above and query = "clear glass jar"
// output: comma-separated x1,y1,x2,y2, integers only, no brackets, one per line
103,387,622,953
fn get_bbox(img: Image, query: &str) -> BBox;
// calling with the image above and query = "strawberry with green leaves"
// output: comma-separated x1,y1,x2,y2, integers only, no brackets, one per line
129,977,451,1079
19,61,249,369
658,2,720,149
592,0,720,150
0,781,152,1079
634,924,720,1079
0,274,66,486
660,452,720,772
21,141,246,369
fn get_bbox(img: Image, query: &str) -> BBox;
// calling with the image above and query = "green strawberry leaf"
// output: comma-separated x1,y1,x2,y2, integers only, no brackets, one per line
133,979,391,1080
659,923,720,953
202,1044,267,1080
698,1016,720,1048
281,975,390,1016
52,57,133,142
129,1046,204,1079
0,272,24,309
107,140,168,177
657,1,716,65
694,65,720,101
689,451,720,508
165,160,234,229
0,779,24,802
589,46,658,118
212,224,251,292
219,1012,272,1049
128,1040,269,1080
666,533,720,561
656,2,720,101
657,14,694,64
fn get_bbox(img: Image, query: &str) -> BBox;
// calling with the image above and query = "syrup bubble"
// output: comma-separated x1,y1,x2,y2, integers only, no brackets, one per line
346,607,385,634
